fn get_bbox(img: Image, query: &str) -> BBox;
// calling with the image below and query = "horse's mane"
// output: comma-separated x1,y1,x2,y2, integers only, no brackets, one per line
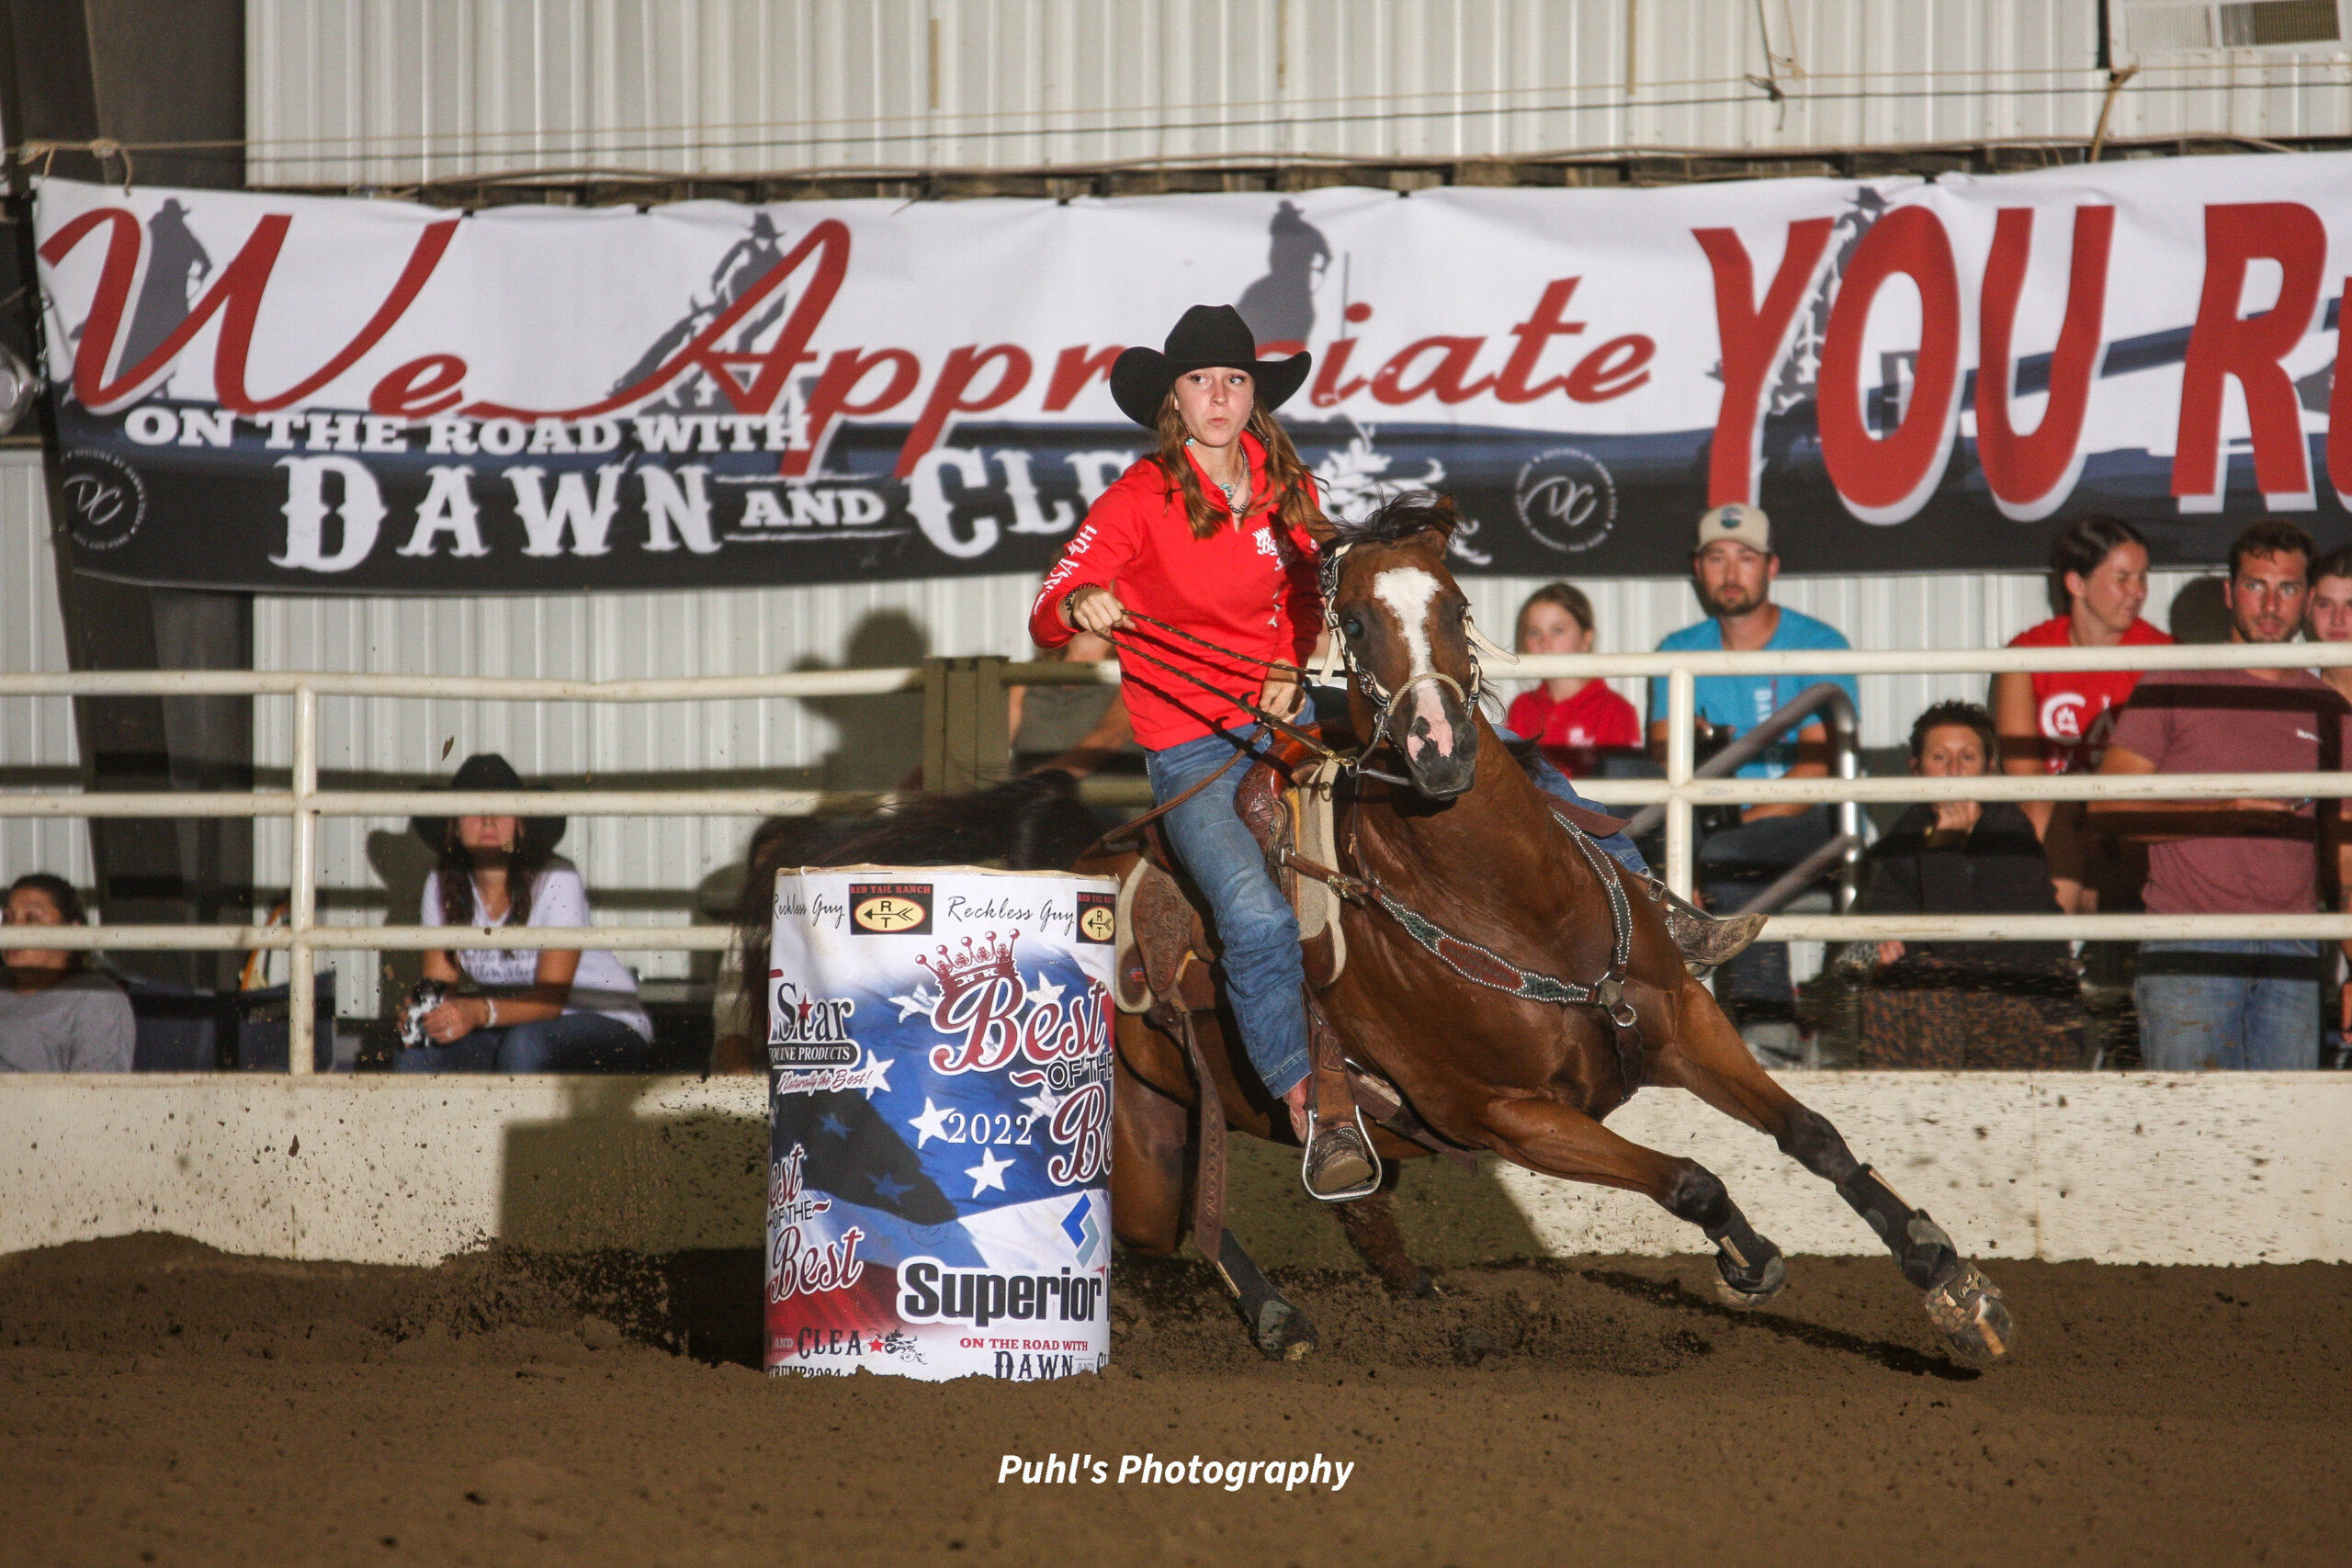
1325,491,1460,553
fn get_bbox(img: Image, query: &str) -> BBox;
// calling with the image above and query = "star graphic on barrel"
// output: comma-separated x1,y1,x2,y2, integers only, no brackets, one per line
1018,1083,1061,1125
907,1097,955,1148
963,1146,1014,1197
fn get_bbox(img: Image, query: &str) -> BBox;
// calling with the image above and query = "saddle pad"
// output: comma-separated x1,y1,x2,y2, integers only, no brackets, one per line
1292,758,1347,975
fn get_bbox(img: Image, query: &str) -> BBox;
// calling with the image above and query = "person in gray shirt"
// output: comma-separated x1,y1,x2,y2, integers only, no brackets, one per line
0,873,133,1072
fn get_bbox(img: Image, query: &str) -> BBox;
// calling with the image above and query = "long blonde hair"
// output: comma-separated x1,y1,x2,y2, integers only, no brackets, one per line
1151,391,1327,543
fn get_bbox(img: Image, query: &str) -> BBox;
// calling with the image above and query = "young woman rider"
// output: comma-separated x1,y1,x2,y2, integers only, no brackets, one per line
1026,303,1377,1201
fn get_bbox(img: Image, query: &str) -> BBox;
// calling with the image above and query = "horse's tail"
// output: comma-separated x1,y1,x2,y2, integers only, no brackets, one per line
728,773,1108,1049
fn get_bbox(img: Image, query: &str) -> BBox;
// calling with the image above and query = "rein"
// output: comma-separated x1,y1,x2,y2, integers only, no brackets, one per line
1095,621,1338,762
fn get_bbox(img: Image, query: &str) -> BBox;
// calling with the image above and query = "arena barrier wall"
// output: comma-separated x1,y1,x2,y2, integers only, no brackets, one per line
3,1073,2342,1269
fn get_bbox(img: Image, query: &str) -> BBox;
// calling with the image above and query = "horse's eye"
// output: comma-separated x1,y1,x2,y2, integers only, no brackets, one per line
1340,615,1364,642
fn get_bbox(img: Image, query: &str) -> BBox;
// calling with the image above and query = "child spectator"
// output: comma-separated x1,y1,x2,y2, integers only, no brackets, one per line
1849,704,2079,1068
0,874,134,1072
1991,515,2170,913
1505,582,1639,777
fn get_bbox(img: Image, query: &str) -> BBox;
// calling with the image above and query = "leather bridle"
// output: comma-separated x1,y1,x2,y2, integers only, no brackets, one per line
1317,538,1486,773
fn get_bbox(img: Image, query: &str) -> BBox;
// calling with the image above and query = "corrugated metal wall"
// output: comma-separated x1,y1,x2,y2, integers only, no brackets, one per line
0,454,90,896
0,2,2256,1015
244,0,2347,188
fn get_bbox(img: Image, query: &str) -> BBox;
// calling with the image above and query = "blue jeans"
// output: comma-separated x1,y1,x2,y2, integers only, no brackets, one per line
1146,725,1309,1098
1697,805,1836,1005
1492,724,1649,877
393,1010,653,1073
2135,941,2322,1071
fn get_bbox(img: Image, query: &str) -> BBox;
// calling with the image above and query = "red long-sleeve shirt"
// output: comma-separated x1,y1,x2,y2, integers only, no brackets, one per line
1029,434,1322,750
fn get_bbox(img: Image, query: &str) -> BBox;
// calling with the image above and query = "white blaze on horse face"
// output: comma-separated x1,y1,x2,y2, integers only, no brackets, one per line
1372,565,1456,762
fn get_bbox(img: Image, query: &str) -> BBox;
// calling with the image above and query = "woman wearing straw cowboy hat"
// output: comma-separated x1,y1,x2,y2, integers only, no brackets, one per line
396,752,654,1073
1025,303,1381,1200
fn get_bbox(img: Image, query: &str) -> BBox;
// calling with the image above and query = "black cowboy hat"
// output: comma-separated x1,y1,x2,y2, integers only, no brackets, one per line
1108,303,1313,430
409,752,567,852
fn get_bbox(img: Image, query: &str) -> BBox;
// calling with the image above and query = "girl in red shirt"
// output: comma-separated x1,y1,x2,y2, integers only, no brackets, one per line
1029,304,1375,1200
1990,515,2170,913
1503,582,1640,777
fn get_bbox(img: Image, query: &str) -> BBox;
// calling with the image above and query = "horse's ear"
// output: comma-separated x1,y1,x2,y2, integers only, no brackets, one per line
1424,494,1461,540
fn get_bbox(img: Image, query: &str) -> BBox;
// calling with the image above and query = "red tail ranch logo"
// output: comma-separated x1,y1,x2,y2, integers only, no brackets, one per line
849,882,933,935
1076,891,1115,945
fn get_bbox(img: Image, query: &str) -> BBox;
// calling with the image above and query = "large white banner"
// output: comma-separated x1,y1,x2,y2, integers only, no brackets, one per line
29,155,2352,592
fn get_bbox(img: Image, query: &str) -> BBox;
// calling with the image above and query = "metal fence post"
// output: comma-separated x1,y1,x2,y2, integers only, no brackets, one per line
287,683,317,1075
922,656,1010,794
1666,667,1695,898
1828,692,1864,911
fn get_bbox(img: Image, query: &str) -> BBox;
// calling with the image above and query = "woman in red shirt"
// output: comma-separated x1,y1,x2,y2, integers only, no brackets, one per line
1991,515,2170,912
1029,304,1375,1200
1504,582,1640,777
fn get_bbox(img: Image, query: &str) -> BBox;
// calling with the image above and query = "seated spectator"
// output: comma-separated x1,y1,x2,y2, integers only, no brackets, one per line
396,753,654,1074
2305,546,2352,1063
1646,502,1859,1066
1008,624,1141,779
0,873,133,1072
2095,520,2346,1071
1504,582,1640,777
1849,704,2080,1069
1991,515,2169,914
2308,543,2352,706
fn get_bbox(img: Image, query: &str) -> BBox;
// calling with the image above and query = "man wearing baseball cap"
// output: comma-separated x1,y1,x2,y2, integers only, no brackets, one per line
1648,503,1859,1066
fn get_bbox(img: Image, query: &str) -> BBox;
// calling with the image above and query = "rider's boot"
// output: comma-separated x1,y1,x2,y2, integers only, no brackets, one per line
1649,878,1766,975
1298,1002,1380,1202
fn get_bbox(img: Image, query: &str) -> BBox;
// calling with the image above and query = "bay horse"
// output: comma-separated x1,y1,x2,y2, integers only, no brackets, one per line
1088,495,2010,1366
732,495,2012,1367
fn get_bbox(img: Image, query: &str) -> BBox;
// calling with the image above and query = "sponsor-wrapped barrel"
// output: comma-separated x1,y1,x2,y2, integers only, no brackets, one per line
765,864,1120,1382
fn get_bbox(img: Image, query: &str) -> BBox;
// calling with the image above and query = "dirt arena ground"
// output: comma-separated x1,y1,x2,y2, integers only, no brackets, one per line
3,1227,2346,1568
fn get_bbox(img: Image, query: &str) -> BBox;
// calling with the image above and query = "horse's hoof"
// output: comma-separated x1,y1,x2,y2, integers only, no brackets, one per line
1253,1296,1319,1360
1924,1261,2014,1364
1711,1247,1787,1310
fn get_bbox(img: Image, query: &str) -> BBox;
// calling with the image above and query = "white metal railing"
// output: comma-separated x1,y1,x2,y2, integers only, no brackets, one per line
5,639,2351,1072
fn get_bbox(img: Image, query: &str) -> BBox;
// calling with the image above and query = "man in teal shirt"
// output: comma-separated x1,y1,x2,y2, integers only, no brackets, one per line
1646,503,1859,1066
